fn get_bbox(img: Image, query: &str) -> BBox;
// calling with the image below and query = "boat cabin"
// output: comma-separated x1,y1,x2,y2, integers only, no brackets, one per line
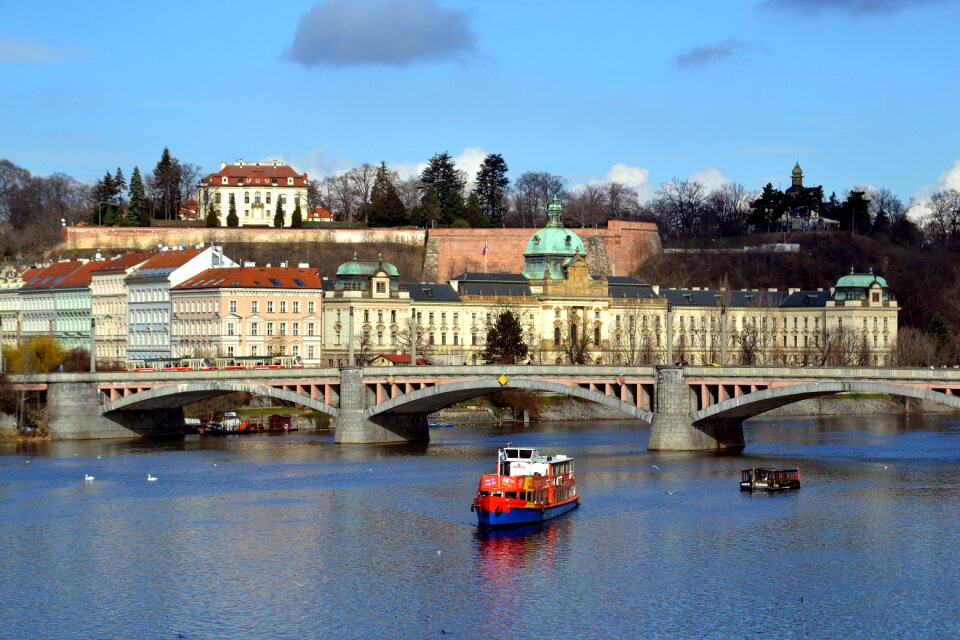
740,467,801,492
498,447,574,478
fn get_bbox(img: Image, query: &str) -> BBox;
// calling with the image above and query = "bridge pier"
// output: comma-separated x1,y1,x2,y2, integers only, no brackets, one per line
47,381,185,439
334,367,429,444
648,366,744,451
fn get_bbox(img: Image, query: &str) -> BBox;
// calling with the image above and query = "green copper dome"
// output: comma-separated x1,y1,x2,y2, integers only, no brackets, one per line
335,251,399,277
522,196,587,280
834,267,889,302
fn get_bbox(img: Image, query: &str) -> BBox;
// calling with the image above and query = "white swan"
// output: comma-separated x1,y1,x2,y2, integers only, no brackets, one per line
84,474,94,481
147,474,157,481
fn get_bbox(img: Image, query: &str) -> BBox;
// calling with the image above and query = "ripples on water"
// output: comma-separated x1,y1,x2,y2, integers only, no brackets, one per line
2,414,960,638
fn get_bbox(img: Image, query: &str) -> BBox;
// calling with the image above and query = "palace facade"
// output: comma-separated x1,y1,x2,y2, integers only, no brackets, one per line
196,160,308,227
321,197,899,367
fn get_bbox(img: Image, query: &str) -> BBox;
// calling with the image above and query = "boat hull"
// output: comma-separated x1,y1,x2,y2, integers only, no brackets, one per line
474,498,579,528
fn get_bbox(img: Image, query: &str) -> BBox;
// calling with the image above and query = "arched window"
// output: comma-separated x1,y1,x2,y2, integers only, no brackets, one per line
254,192,261,204
244,191,250,204
266,192,272,204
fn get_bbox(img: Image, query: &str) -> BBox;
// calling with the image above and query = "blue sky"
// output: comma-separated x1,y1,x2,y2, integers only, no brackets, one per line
2,0,959,203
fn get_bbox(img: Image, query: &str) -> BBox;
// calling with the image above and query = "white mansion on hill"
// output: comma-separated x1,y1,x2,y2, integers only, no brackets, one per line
196,160,308,227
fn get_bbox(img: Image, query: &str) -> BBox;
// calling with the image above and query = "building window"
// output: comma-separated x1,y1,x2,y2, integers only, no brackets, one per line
453,334,459,346
227,346,234,357
594,327,600,344
308,322,315,336
255,192,261,204
280,322,287,336
215,193,221,204
471,332,477,346
251,346,258,356
244,192,250,204
267,322,274,336
227,323,234,336
429,333,435,345
375,281,386,293
250,322,258,336
453,312,459,326
267,301,274,313
363,310,369,323
335,331,340,345
441,333,446,345
251,301,259,313
872,292,880,303
280,301,286,313
377,332,383,345
554,327,561,343
308,301,315,314
293,301,299,313
377,310,383,323
441,312,446,325
390,310,396,323
266,192,272,204
308,346,315,359
229,300,237,313
293,322,299,336
429,312,434,325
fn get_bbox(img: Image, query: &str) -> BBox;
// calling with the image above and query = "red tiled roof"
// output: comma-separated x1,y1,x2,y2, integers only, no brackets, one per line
309,207,333,220
89,252,154,275
56,261,107,288
126,248,203,279
174,266,323,290
200,161,307,188
21,261,86,290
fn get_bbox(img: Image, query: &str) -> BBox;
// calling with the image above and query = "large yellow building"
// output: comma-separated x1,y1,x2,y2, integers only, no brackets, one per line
321,197,899,367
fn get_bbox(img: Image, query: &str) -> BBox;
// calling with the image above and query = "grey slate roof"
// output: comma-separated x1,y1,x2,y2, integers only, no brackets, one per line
661,288,831,308
405,283,461,302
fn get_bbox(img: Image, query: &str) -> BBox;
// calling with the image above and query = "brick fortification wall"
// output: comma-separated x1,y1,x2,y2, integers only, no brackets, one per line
423,220,662,282
61,226,428,252
59,220,661,282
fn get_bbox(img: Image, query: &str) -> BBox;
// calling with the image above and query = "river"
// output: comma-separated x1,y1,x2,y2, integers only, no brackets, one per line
2,414,959,639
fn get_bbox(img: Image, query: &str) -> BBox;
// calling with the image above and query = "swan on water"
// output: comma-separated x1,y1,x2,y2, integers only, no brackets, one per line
84,474,94,481
147,474,157,481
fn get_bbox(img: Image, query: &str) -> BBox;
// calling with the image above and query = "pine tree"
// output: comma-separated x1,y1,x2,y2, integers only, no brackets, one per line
273,194,285,228
482,310,529,364
291,202,303,228
418,186,442,227
152,147,182,220
227,193,239,227
420,152,465,225
113,167,126,208
366,162,408,226
464,191,488,228
205,202,219,227
128,166,147,225
474,153,509,227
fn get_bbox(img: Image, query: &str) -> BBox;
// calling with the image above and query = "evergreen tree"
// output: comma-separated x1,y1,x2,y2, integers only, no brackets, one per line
205,202,219,227
419,152,465,224
227,193,239,227
474,153,509,227
128,166,147,224
113,168,126,208
273,194,285,228
464,191,488,228
152,147,182,220
482,310,529,364
291,202,303,228
365,162,408,227
748,183,785,232
418,186,442,227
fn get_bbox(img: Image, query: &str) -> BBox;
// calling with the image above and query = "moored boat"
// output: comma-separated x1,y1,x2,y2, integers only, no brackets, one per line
472,446,579,528
740,467,801,492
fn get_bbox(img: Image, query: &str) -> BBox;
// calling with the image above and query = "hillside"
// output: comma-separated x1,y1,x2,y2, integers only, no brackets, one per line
638,232,958,331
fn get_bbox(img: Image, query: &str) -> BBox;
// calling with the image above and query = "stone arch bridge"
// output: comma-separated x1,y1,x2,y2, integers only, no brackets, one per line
11,365,960,450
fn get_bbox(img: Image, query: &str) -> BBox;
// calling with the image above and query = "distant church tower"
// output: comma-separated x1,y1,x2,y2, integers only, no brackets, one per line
787,162,803,194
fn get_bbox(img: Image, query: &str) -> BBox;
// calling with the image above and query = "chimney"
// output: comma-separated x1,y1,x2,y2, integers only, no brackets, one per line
220,161,226,169
298,262,309,268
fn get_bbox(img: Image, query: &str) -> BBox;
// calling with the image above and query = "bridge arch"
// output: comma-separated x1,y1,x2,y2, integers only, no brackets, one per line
100,382,339,417
692,381,960,424
369,376,652,423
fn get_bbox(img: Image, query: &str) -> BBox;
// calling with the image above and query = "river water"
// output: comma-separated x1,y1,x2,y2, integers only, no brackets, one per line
2,414,960,639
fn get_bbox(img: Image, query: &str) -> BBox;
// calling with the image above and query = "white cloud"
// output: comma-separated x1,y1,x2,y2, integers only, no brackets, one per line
689,168,731,192
270,146,355,179
572,163,656,202
0,39,87,63
909,158,960,219
391,146,490,185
